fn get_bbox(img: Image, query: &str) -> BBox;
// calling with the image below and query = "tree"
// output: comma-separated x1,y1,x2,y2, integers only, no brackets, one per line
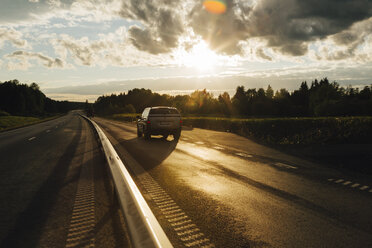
266,85,274,99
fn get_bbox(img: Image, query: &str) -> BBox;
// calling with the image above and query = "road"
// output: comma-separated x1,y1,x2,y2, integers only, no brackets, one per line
0,112,130,248
94,117,372,248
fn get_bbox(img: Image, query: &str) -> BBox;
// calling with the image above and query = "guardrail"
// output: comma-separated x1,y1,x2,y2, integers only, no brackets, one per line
82,116,173,248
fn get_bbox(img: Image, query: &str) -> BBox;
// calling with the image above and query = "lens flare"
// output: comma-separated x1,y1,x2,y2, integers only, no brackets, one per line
203,0,226,14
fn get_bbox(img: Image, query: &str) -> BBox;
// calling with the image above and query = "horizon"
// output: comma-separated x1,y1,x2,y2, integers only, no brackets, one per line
1,1,372,102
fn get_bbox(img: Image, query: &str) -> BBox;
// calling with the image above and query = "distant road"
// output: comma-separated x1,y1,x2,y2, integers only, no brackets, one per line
0,112,129,248
95,117,372,248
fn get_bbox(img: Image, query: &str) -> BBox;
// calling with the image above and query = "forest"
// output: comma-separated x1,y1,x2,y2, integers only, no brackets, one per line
0,80,84,116
94,78,372,117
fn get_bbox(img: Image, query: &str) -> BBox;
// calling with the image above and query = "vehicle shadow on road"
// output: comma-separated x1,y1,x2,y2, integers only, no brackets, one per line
118,136,179,171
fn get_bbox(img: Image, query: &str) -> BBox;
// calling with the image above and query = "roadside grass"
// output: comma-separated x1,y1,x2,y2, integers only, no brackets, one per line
103,113,372,145
0,115,59,132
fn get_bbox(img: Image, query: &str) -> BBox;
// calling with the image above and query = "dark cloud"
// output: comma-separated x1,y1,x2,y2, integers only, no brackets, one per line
7,50,65,68
128,26,169,54
120,0,183,54
247,0,372,56
120,0,372,57
320,17,372,60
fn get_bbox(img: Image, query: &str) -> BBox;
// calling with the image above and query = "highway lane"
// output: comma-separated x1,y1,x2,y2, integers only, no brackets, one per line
0,112,129,248
94,117,372,248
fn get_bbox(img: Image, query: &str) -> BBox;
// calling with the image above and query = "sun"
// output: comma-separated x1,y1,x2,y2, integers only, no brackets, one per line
177,41,218,71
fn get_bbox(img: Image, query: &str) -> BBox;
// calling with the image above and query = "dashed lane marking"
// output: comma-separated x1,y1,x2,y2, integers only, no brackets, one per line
46,129,50,133
328,178,371,193
235,152,253,158
213,146,224,150
360,186,369,191
274,162,298,170
28,136,36,141
351,183,360,188
140,176,214,248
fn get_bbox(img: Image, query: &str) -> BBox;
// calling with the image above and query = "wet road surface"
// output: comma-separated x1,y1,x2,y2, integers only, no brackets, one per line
94,117,372,248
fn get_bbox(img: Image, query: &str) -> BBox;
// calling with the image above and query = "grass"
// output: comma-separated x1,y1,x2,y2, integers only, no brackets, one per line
0,115,60,132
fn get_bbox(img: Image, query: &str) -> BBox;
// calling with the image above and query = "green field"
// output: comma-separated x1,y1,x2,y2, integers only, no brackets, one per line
0,116,57,132
105,114,372,145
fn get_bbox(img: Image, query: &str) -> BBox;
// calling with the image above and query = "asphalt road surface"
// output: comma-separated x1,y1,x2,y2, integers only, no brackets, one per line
0,112,130,248
94,117,372,248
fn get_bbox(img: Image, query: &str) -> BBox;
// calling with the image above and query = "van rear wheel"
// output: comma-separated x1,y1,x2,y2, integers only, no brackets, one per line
173,129,181,140
137,127,142,137
144,131,151,140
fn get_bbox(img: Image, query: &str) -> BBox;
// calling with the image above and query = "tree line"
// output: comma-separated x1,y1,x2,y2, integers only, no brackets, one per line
94,78,372,117
0,80,84,116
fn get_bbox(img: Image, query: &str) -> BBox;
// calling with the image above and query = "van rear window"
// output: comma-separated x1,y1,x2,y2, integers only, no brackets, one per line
150,108,179,115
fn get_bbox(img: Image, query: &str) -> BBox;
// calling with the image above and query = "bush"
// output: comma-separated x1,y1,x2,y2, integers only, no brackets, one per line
182,117,372,145
0,110,10,116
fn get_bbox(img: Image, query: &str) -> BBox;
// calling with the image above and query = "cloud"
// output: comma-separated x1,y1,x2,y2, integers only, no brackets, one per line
2,0,372,67
6,50,65,69
0,28,29,48
0,0,120,25
120,0,184,54
50,29,175,67
256,48,272,61
117,0,372,58
312,17,372,61
247,0,372,56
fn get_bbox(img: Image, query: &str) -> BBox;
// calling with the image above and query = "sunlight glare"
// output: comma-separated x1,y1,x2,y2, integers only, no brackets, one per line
178,41,218,71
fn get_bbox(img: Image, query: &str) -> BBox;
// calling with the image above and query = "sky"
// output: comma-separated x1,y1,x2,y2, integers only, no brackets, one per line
0,0,372,102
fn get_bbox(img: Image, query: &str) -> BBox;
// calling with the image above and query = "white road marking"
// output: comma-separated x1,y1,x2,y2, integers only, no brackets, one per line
236,153,253,158
174,224,197,231
195,141,204,145
185,238,210,247
46,130,50,133
141,177,214,248
181,233,204,242
275,162,298,170
28,137,36,141
171,219,192,226
330,179,372,192
360,186,369,190
177,228,200,236
213,146,224,150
